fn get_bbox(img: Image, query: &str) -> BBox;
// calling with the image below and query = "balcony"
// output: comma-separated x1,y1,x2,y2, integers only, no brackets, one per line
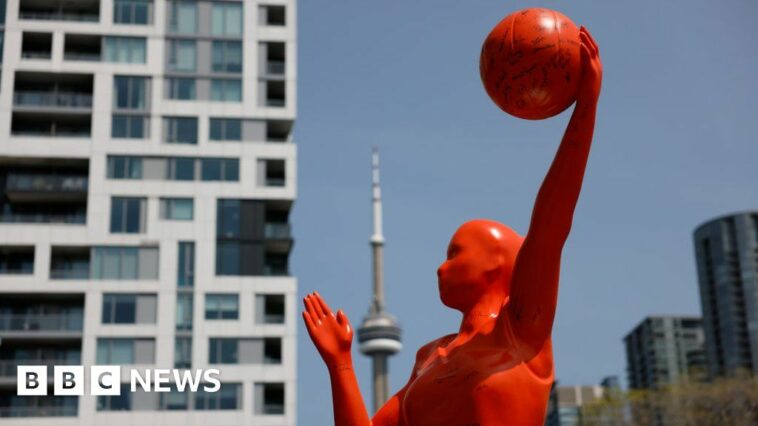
63,34,101,61
264,222,291,239
0,211,86,225
11,112,91,138
50,248,90,279
21,32,53,60
6,174,88,202
0,314,83,332
14,92,93,109
19,0,99,23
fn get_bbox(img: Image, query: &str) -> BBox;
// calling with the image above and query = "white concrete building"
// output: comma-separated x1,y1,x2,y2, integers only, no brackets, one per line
0,0,297,424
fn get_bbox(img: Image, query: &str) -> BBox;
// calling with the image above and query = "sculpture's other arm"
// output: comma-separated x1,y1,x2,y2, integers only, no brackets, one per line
503,27,603,359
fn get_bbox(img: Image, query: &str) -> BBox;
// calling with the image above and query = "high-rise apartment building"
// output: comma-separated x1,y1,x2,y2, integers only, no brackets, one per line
693,211,758,378
0,0,297,424
624,316,706,390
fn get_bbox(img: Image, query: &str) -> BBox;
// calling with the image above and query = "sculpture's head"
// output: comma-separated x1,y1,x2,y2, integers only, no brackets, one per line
437,219,523,312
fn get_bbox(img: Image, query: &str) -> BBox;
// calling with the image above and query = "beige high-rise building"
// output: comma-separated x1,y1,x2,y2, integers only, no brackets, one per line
0,1,298,424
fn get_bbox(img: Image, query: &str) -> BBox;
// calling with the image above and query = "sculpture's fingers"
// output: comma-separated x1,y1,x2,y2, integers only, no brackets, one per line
302,311,316,333
314,292,333,316
304,296,322,321
336,309,346,325
309,293,326,318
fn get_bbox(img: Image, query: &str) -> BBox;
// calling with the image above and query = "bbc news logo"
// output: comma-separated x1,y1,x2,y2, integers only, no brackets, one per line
17,366,221,396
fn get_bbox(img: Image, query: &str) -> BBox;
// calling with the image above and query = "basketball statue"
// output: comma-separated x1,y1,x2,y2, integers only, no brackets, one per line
303,7,603,425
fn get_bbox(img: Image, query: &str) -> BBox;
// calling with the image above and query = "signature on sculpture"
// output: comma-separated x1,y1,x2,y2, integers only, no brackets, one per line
304,7,603,425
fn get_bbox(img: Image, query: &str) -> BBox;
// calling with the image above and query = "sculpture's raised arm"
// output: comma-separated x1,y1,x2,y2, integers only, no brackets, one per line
502,28,603,359
303,292,371,426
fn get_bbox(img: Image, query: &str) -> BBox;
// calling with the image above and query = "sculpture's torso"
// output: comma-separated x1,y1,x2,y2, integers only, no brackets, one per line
401,331,553,426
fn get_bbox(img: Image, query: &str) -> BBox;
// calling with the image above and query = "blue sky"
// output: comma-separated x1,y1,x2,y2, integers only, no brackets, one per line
292,0,758,422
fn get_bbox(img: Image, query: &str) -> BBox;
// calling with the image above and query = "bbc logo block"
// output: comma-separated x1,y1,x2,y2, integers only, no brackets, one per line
17,365,120,396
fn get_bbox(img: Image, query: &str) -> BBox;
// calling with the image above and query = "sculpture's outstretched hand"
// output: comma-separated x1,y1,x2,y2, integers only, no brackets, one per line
303,292,353,368
577,26,602,107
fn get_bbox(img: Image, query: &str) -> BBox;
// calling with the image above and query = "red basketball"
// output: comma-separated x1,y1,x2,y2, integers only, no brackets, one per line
480,8,582,120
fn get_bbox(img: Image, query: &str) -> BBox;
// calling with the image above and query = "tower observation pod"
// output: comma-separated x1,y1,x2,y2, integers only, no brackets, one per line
357,147,402,413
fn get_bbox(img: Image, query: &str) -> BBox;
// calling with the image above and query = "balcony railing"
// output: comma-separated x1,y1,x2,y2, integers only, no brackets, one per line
0,213,86,225
6,174,88,193
263,404,285,415
263,265,288,276
63,52,101,61
12,129,91,138
0,405,78,418
262,312,285,324
266,61,285,76
49,268,90,279
264,223,290,239
19,11,99,22
0,359,80,377
21,51,52,60
14,91,93,108
265,177,286,187
0,314,83,332
266,98,285,107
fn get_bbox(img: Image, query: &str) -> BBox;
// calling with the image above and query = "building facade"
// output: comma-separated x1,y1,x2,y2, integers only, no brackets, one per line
545,382,609,426
0,0,297,425
693,211,758,378
624,316,706,390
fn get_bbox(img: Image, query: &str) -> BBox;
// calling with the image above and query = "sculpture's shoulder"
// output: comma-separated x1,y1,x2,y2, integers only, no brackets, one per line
414,334,456,365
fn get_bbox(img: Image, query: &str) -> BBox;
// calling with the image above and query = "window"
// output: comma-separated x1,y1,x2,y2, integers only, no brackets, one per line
114,0,150,25
91,246,159,280
160,198,193,220
0,246,34,274
97,338,155,364
102,294,157,324
256,294,285,324
201,158,238,181
110,197,146,233
177,241,195,287
102,294,135,323
194,383,240,410
97,384,132,411
211,2,242,36
209,338,238,364
104,37,146,63
112,115,148,138
259,5,285,26
256,383,285,414
216,241,241,275
216,200,240,238
166,157,195,180
168,39,196,71
176,293,193,331
205,294,239,320
166,77,195,100
174,337,192,369
160,386,188,409
107,156,143,179
211,79,242,102
113,76,148,110
212,41,242,72
96,339,133,364
210,118,242,141
164,117,198,144
169,1,197,34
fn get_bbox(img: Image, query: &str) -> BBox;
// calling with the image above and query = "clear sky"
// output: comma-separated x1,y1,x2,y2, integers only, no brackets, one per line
292,0,758,422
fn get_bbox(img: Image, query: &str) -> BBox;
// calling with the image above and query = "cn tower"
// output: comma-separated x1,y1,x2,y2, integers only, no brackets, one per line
357,147,403,412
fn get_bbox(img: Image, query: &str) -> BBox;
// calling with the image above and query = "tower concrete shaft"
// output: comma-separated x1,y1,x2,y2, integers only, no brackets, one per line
358,147,402,413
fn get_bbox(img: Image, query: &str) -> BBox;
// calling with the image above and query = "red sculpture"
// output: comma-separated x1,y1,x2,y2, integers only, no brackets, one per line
303,22,602,426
